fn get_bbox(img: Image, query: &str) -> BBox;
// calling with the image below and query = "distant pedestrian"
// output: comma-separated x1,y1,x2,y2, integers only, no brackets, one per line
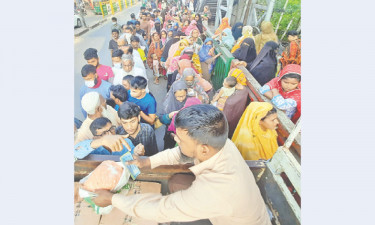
109,29,120,56
111,17,122,34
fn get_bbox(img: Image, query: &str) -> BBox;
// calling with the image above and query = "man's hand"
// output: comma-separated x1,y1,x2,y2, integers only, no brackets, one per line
92,189,114,207
91,135,131,153
126,155,151,169
134,143,145,156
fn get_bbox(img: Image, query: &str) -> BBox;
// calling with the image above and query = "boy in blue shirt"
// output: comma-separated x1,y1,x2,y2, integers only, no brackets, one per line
127,76,157,126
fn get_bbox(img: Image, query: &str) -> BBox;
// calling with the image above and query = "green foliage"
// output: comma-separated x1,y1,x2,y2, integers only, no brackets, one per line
270,0,301,41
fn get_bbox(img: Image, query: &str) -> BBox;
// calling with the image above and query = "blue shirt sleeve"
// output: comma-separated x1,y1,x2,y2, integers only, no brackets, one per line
147,95,157,114
271,95,297,112
159,113,172,125
74,140,94,159
259,84,271,95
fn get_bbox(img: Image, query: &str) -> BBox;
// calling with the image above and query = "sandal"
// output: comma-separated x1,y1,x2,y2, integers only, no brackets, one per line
163,76,168,80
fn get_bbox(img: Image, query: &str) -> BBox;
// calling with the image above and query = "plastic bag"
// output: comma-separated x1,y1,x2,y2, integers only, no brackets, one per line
78,161,131,214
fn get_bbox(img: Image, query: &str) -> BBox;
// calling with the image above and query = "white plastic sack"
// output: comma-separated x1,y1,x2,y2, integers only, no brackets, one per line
78,161,131,214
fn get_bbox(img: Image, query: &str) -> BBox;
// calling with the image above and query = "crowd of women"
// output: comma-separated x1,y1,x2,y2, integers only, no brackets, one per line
74,0,302,163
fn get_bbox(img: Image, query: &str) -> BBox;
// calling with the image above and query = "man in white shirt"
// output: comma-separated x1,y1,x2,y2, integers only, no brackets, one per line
92,105,272,225
75,92,121,145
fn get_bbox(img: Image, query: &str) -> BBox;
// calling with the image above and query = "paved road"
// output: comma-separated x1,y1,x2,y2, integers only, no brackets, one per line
74,2,167,151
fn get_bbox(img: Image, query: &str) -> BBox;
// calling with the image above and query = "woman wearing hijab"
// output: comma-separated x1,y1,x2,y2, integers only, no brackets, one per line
199,38,221,81
167,59,192,91
214,17,231,35
249,41,279,86
260,64,301,123
232,22,243,41
232,102,279,160
221,28,236,49
178,67,209,103
194,14,204,33
161,29,168,45
160,30,182,64
231,26,254,53
160,81,189,126
184,20,200,36
222,68,252,138
232,38,257,69
254,21,278,54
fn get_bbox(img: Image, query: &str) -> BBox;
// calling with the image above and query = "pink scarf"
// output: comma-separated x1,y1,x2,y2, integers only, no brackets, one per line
168,97,202,133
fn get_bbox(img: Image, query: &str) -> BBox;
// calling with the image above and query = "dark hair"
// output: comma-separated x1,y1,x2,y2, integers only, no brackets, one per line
111,17,117,22
154,9,160,13
281,73,301,82
135,21,140,25
110,85,128,102
112,49,124,58
140,6,146,10
261,107,277,121
106,98,117,108
225,76,237,88
131,13,135,18
130,76,148,90
123,75,134,82
90,117,111,136
127,21,133,26
112,29,119,34
142,12,147,16
127,46,134,54
130,35,140,43
175,104,228,150
287,30,298,36
151,14,155,19
83,48,98,60
118,102,141,120
81,64,96,77
125,26,133,32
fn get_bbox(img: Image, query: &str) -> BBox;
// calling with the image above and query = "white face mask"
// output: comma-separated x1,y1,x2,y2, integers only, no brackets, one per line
113,62,122,69
112,22,117,25
85,80,95,88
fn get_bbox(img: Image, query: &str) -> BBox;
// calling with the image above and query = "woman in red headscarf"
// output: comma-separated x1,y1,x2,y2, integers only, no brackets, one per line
259,64,301,123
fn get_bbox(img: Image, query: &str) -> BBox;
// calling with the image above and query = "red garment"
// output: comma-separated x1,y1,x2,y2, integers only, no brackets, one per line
179,54,199,74
265,64,301,123
91,77,102,89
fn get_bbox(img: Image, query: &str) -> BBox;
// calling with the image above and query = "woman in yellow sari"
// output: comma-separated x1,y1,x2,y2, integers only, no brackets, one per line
173,38,203,74
232,102,279,160
231,26,254,53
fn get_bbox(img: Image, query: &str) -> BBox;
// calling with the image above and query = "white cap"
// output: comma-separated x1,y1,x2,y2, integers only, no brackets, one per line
81,92,101,115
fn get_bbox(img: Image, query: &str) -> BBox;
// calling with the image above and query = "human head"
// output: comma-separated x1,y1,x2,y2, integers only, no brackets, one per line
259,107,279,130
122,75,134,90
90,117,115,138
81,92,101,116
130,35,140,49
260,21,274,34
195,14,201,21
112,49,124,68
152,32,160,41
183,20,189,26
223,76,237,88
167,30,173,37
287,30,299,42
118,102,141,135
121,54,134,72
110,85,128,105
280,73,301,92
130,13,136,19
151,53,158,60
141,12,147,21
161,30,167,39
177,59,192,75
112,29,119,39
182,68,197,87
117,38,127,49
83,48,99,67
150,14,155,21
81,64,98,88
130,76,147,98
124,26,133,34
204,5,209,12
174,104,229,162
140,6,146,12
111,17,117,23
191,29,199,38
134,20,140,29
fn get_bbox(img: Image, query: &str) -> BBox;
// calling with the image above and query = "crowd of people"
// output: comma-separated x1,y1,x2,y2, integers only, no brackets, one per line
74,0,302,167
73,1,301,224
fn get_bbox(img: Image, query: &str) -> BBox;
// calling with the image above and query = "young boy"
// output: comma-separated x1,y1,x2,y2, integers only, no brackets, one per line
84,48,114,83
109,29,119,56
130,36,147,68
211,76,237,108
151,53,160,84
111,17,122,34
122,75,135,91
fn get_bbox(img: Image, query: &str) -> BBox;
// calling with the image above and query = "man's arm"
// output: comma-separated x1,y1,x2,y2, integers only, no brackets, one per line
139,111,156,125
94,175,230,223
